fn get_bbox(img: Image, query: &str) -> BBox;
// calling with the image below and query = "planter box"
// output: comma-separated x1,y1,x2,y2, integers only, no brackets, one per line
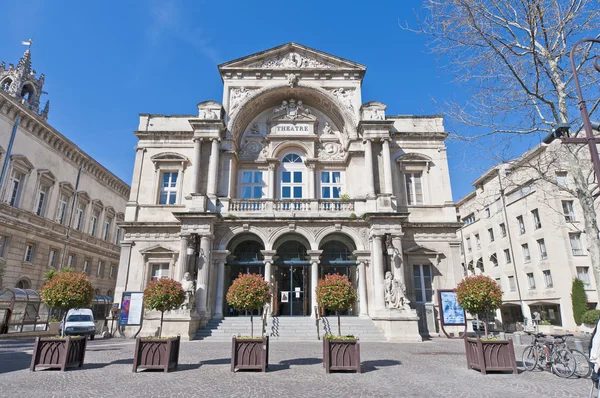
30,336,87,371
323,337,361,373
231,336,269,372
133,336,180,373
464,338,518,375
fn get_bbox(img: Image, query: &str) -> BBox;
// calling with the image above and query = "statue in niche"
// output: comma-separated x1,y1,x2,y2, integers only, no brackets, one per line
201,109,218,119
250,123,261,135
180,272,195,309
287,72,299,88
384,271,411,311
322,122,334,135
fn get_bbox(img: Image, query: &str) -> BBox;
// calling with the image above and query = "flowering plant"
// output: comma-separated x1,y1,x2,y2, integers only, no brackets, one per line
456,275,503,338
144,278,185,337
316,274,357,337
226,273,271,338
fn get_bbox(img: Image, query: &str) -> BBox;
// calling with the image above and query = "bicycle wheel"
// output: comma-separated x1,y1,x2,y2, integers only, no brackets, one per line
551,348,576,378
522,345,538,371
571,349,592,378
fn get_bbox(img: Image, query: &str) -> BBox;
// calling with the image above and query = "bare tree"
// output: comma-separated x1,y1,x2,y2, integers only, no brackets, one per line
405,1,600,311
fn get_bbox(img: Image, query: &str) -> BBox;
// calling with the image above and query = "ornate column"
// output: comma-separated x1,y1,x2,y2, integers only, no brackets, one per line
363,139,376,198
206,138,220,196
261,250,277,316
190,138,203,194
381,138,394,195
307,250,322,318
196,235,213,315
114,241,135,304
371,234,386,311
267,162,276,199
212,250,229,319
176,234,190,281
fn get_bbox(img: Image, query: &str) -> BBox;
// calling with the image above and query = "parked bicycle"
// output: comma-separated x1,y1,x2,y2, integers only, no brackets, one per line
522,332,577,378
552,333,592,378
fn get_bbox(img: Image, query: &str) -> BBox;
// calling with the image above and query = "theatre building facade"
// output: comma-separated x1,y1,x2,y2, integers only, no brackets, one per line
114,43,462,341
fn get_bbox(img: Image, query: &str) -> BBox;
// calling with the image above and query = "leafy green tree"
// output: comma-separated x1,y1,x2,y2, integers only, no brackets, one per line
226,273,271,338
316,274,357,337
571,278,588,325
456,275,503,338
144,278,185,337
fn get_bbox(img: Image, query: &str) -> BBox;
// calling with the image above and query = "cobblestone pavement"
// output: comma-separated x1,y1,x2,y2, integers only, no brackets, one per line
0,337,594,398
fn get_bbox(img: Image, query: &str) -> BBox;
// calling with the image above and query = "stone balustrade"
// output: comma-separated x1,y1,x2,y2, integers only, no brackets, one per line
227,198,356,214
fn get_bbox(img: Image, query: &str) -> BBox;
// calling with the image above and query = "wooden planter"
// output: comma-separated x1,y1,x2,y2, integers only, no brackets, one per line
231,336,269,372
30,336,87,371
133,336,180,373
323,337,361,373
464,337,518,375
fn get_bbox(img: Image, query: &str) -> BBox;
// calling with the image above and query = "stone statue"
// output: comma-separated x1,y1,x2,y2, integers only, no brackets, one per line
322,122,334,135
250,123,260,135
180,272,195,309
384,271,411,311
287,72,299,88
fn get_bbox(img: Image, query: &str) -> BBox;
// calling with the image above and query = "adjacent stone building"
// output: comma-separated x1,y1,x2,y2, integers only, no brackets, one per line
115,43,462,340
0,48,129,297
456,144,599,331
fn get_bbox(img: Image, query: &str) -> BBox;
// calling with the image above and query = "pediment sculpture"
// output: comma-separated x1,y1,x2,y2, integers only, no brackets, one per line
272,99,314,121
252,52,335,69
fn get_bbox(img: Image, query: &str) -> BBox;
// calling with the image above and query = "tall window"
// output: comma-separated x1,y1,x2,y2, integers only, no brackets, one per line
488,228,494,242
537,239,548,260
577,266,590,287
110,265,115,280
556,171,568,188
532,209,542,229
490,253,498,267
522,243,531,263
543,270,553,288
48,249,58,268
103,218,112,241
57,194,69,225
562,201,576,222
35,185,48,216
504,248,511,264
321,171,342,199
75,204,85,231
508,275,516,291
527,273,536,290
8,171,24,207
484,207,490,218
83,259,90,274
97,261,104,277
159,171,178,205
281,154,304,199
90,211,99,236
517,216,525,235
413,264,433,303
466,237,472,252
240,171,264,199
24,242,35,263
67,254,76,269
0,235,7,258
570,233,584,256
500,223,507,237
495,278,502,288
114,227,121,245
405,172,423,205
150,263,169,282
475,234,481,250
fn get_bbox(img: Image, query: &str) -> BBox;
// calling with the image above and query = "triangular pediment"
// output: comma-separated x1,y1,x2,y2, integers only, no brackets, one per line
403,245,441,255
219,42,366,72
139,245,175,255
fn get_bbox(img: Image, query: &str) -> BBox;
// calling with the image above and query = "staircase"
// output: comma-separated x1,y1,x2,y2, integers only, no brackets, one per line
193,316,386,342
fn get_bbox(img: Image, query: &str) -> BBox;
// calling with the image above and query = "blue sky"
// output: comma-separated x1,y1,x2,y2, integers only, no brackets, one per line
0,0,538,201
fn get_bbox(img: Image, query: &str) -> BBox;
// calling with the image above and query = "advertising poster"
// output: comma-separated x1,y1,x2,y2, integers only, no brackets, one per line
439,290,466,326
281,291,289,303
119,292,144,326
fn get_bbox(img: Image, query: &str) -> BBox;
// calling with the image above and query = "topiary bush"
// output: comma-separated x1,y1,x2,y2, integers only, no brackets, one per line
581,309,600,326
144,278,185,337
40,270,94,336
226,273,271,338
316,274,357,337
571,278,588,326
456,275,503,338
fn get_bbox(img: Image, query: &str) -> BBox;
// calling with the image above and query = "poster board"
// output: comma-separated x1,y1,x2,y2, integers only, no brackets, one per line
281,291,289,303
438,290,466,326
119,292,144,326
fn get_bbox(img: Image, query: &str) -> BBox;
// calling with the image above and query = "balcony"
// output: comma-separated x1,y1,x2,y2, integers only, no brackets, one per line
226,198,362,217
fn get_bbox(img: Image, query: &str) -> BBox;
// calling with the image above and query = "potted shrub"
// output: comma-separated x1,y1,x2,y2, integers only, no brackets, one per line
133,278,185,373
32,270,93,371
316,274,360,373
226,273,271,372
457,275,517,375
581,310,600,333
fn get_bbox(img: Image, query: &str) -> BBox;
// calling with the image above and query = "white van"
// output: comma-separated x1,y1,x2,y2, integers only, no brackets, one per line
61,308,96,340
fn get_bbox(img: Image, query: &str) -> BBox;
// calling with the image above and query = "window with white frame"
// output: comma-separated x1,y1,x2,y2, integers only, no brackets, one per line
103,218,112,241
522,243,531,263
475,234,481,250
34,185,48,217
90,210,99,237
508,275,516,291
577,266,591,287
320,171,343,199
280,153,304,199
463,213,475,225
159,171,178,205
110,265,115,280
67,254,76,269
240,170,264,199
466,237,472,252
488,228,494,242
504,248,511,264
490,253,498,267
97,261,104,278
556,171,568,188
570,233,584,256
562,201,576,222
484,207,490,218
517,215,525,235
543,270,553,288
0,235,8,258
495,278,502,288
500,223,507,237
413,264,433,303
114,227,121,245
83,259,90,274
150,263,170,282
24,242,35,263
75,203,86,230
527,273,536,290
537,239,548,260
8,170,24,207
405,172,423,205
48,249,58,268
57,194,70,225
532,209,542,229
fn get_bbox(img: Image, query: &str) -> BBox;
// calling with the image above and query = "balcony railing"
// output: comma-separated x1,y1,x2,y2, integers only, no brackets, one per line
227,199,356,213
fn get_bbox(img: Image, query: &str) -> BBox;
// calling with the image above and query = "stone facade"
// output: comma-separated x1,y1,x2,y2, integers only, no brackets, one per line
115,43,462,340
0,49,129,297
456,144,599,331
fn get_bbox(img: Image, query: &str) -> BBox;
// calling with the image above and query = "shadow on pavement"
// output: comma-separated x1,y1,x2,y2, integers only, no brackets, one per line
200,358,231,365
268,357,322,372
361,359,402,373
0,351,32,374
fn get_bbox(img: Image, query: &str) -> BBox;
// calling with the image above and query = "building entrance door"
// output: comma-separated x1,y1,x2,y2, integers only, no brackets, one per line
276,265,308,316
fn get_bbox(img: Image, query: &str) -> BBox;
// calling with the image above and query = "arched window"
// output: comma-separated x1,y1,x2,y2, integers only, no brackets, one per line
20,84,34,101
15,279,30,289
1,78,12,91
280,152,305,200
282,154,302,163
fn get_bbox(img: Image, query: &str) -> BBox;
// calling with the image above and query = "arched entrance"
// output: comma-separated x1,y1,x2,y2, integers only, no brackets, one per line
319,236,358,316
273,234,310,316
224,234,265,316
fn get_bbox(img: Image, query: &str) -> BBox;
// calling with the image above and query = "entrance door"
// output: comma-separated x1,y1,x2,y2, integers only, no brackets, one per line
277,266,307,316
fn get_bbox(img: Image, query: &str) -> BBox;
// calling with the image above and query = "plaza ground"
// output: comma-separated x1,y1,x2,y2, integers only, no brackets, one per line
0,337,594,397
